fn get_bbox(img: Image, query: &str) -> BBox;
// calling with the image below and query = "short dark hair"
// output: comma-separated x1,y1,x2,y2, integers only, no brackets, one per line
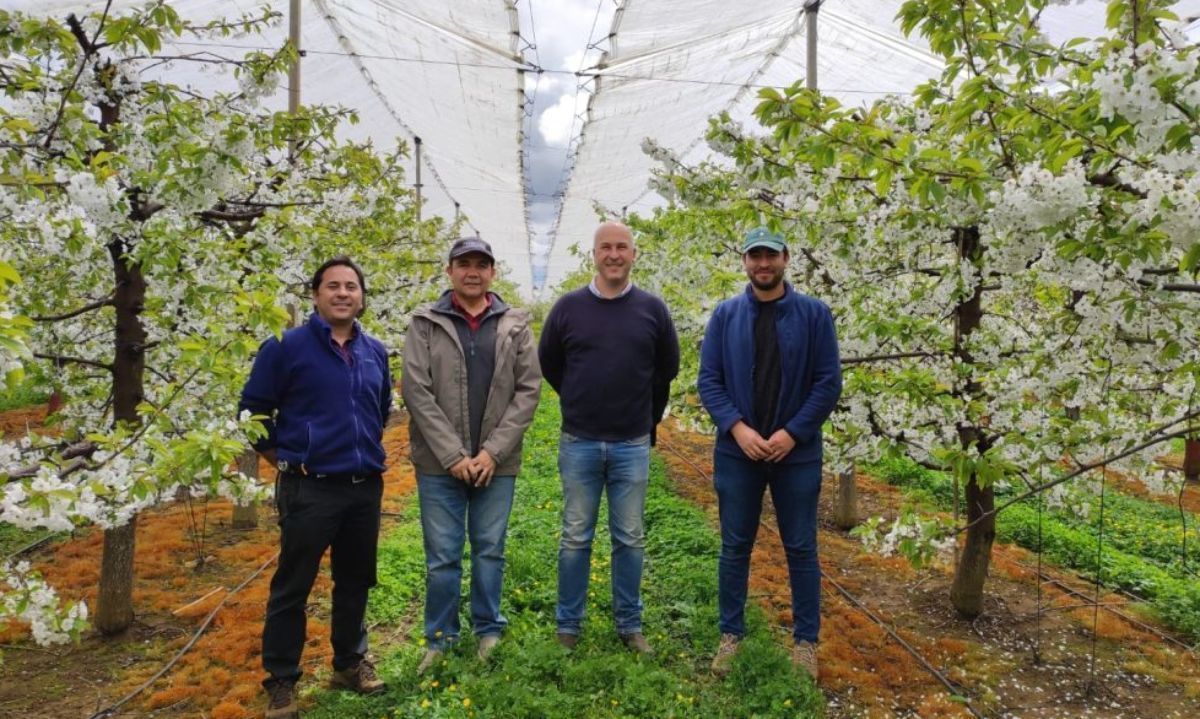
310,256,367,316
311,255,366,293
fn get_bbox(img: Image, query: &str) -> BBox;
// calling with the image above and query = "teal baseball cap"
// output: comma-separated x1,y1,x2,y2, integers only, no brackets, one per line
741,226,787,253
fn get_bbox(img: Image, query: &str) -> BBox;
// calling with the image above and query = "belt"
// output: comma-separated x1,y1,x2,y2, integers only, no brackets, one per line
277,466,381,484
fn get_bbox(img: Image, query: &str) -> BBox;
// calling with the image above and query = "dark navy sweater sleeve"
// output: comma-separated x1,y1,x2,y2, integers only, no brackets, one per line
537,302,565,393
651,299,680,425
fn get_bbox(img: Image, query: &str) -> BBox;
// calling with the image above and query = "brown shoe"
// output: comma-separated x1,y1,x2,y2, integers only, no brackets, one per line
477,634,500,661
416,648,444,675
264,680,298,719
710,633,741,677
619,632,654,655
556,632,579,650
330,658,385,694
791,640,819,679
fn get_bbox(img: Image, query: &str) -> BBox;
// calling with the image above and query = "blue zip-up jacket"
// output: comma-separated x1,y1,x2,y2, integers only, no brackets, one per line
698,283,842,465
239,312,392,475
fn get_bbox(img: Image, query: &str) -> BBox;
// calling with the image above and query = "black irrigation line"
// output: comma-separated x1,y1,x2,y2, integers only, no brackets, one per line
656,439,985,719
79,436,414,717
1014,559,1197,654
86,550,280,719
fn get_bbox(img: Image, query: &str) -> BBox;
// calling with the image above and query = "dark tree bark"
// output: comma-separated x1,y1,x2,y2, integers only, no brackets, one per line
1184,438,1200,484
94,238,147,635
947,226,995,618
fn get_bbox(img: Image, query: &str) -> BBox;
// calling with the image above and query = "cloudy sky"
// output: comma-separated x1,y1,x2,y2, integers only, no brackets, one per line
517,1,618,288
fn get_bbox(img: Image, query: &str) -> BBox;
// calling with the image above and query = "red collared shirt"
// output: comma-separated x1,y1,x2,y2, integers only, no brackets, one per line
450,292,493,331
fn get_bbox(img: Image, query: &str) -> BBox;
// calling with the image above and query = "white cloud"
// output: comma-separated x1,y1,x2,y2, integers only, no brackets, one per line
540,88,590,147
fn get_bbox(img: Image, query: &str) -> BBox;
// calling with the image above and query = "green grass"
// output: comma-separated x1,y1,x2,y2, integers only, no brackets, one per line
306,390,824,718
0,374,49,413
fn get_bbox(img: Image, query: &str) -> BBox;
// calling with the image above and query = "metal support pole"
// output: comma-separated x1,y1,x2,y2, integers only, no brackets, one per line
414,136,423,225
288,0,301,156
805,0,820,91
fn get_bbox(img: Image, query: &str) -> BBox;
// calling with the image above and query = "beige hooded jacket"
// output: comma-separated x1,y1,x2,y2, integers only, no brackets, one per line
401,296,541,476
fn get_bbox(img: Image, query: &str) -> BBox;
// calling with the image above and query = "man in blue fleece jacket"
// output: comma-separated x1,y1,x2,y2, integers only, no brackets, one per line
240,256,392,719
699,228,842,681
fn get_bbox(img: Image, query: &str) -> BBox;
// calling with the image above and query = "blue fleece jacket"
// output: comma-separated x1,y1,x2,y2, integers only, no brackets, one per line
239,312,392,475
698,283,842,465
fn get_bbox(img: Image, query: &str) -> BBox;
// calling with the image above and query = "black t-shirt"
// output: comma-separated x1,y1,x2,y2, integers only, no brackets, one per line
753,298,782,435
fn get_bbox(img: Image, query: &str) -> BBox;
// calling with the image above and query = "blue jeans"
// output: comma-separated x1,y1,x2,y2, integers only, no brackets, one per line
418,472,516,648
713,452,822,643
556,432,651,635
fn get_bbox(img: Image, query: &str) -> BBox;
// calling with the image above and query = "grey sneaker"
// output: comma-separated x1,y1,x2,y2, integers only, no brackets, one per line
264,680,298,719
330,658,385,694
416,648,444,675
556,631,579,650
619,631,654,655
477,634,500,661
792,640,819,679
710,633,741,677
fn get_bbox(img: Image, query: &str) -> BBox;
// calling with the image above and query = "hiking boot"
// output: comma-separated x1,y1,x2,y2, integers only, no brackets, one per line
556,632,579,650
710,633,741,677
330,658,385,695
792,640,819,679
477,634,500,661
264,680,298,719
416,648,444,675
619,631,654,655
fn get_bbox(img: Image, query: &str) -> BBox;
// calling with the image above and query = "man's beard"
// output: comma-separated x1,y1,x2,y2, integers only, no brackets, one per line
749,271,783,291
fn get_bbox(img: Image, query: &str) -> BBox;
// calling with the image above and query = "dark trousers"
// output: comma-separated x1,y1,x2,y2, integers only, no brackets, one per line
262,473,383,685
713,453,822,643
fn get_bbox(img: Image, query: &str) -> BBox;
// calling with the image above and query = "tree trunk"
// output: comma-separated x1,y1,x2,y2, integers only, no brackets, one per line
94,518,137,633
833,465,858,530
948,225,996,618
95,239,146,635
950,473,995,617
1184,438,1200,484
233,448,260,529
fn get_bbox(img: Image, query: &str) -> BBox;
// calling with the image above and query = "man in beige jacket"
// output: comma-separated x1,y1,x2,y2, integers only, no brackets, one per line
402,237,541,673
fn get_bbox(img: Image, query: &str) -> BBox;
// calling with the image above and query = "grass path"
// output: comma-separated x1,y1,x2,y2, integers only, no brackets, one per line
306,393,824,719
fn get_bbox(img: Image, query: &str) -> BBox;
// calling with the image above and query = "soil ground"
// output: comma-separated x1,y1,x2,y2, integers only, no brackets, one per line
1,408,1197,718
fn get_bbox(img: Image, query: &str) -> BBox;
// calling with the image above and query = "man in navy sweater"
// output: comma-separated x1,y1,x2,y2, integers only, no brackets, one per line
699,228,842,681
240,257,392,719
538,221,679,653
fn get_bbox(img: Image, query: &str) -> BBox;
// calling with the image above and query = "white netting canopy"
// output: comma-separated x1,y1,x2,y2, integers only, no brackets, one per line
542,0,1200,291
11,0,534,289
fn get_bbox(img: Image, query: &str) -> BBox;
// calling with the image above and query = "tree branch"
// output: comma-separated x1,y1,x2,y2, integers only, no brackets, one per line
33,352,113,372
31,295,114,322
842,351,947,366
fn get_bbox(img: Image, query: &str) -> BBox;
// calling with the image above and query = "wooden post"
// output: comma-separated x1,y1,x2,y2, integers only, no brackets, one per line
833,466,857,529
232,448,259,529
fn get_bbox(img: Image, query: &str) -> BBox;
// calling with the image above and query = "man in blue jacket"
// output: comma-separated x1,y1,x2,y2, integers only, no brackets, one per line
240,256,392,719
699,228,842,681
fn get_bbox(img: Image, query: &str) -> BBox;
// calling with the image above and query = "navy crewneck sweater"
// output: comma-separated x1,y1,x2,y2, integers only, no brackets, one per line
538,286,679,441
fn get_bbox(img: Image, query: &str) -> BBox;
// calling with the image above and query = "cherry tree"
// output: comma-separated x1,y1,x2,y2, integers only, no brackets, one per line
619,0,1200,617
0,2,443,640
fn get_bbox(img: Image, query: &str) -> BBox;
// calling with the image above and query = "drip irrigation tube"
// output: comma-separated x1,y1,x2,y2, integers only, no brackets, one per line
85,551,280,719
656,439,987,718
